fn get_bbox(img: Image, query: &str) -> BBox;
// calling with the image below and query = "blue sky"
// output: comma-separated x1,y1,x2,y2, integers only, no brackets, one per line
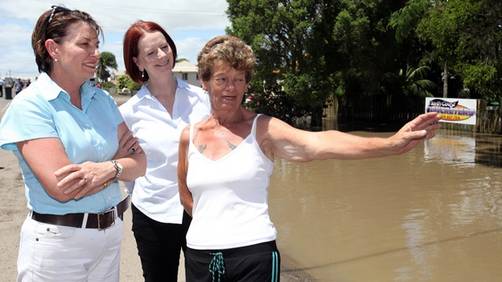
0,0,230,79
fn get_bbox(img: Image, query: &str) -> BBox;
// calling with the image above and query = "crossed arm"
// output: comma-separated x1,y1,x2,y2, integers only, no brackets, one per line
17,122,146,202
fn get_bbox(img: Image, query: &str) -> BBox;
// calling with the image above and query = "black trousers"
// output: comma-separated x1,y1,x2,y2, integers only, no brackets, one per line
132,203,191,282
185,241,281,282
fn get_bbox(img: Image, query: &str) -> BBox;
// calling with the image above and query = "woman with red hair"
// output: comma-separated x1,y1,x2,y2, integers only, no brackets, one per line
120,20,210,281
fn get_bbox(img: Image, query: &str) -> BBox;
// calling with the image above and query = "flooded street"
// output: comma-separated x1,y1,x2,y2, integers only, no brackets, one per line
270,130,502,281
2,91,501,281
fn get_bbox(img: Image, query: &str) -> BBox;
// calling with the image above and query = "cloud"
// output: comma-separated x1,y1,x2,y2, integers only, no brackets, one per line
0,0,230,78
0,24,36,77
0,24,32,47
176,37,213,64
0,0,229,32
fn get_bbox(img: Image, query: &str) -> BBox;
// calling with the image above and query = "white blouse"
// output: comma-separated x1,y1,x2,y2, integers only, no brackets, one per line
120,78,210,223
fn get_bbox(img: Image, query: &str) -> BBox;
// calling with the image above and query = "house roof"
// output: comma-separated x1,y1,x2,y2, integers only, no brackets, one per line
173,59,198,73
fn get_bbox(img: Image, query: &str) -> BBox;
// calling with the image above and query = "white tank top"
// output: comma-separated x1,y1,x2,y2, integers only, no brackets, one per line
186,114,277,249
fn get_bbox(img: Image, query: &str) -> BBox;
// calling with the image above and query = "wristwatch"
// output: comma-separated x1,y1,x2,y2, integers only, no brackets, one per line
111,160,123,179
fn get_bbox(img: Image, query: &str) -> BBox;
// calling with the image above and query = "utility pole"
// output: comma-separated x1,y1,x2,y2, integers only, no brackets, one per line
442,62,448,98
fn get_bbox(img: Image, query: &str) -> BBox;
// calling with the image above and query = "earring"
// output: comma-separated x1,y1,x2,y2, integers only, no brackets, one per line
141,70,145,79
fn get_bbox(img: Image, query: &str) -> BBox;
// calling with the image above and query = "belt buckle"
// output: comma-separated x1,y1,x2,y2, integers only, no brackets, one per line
97,209,115,230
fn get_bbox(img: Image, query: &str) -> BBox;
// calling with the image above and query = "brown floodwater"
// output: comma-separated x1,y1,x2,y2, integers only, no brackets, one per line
269,129,502,282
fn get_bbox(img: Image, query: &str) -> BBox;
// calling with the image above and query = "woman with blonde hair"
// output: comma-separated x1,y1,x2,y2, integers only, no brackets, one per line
178,35,440,281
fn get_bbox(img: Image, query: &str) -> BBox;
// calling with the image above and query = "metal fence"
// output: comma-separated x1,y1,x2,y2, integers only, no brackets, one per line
334,95,501,134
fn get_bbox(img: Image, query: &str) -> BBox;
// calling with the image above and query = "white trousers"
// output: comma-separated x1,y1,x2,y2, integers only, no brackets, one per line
17,215,123,282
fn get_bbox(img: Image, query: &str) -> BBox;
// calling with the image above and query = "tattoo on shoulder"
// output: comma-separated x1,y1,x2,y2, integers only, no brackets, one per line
198,144,207,153
226,140,237,150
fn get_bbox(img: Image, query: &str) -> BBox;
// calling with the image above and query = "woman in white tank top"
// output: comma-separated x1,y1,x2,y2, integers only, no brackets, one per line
178,35,440,282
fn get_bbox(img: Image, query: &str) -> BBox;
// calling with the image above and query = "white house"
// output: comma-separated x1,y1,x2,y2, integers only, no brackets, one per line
173,59,200,87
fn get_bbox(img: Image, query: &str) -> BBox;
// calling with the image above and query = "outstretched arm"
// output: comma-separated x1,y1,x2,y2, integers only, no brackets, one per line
259,112,440,162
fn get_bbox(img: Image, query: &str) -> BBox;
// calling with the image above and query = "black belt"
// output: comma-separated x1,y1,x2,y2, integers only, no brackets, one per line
31,196,130,230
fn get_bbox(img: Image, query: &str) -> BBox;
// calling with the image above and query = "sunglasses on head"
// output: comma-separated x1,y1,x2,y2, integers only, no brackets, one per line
42,5,72,39
47,5,72,23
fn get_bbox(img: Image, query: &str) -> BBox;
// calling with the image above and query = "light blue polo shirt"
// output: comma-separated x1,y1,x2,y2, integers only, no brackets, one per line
0,73,122,215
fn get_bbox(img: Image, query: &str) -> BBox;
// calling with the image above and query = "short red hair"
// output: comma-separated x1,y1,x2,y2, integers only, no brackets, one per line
123,20,177,83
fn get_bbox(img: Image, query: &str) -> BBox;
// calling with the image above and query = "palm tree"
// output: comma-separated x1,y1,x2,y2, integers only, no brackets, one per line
96,51,118,82
399,65,436,97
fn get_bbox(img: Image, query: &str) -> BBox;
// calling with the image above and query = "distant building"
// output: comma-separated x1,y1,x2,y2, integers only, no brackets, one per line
173,59,200,87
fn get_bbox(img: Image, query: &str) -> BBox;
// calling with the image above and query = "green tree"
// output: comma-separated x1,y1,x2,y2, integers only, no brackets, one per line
96,51,118,82
388,0,431,69
452,0,501,100
398,66,436,97
329,0,416,123
116,74,141,92
227,0,339,128
415,0,460,97
229,0,501,126
228,0,421,126
393,0,502,100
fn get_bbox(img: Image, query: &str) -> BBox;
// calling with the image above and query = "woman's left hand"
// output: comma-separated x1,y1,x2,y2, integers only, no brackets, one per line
114,129,142,159
54,161,115,200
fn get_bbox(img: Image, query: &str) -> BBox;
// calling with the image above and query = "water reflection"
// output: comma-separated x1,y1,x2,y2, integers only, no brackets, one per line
399,209,435,282
270,130,502,281
424,130,502,168
424,132,476,167
475,135,502,168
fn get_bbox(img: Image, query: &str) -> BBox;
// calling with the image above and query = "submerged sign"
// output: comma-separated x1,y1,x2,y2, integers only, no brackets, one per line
425,97,477,125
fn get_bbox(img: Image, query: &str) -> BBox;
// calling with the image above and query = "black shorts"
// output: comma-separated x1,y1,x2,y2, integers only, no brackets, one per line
185,241,281,282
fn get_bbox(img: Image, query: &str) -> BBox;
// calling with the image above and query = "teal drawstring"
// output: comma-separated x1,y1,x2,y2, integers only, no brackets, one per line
209,252,225,282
